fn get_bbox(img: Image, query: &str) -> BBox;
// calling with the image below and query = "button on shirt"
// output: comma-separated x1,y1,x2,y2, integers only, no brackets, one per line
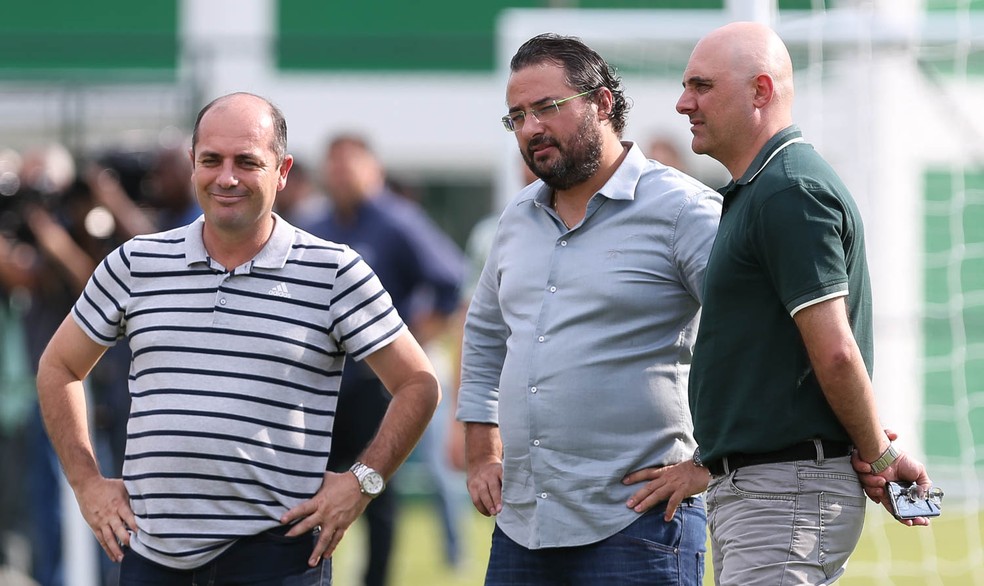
456,142,722,549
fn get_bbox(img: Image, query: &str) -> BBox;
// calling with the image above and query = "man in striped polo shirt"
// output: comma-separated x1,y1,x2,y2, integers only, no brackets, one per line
36,92,440,585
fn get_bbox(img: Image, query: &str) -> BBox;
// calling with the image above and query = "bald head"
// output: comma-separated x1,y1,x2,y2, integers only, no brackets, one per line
192,92,288,164
677,22,795,178
697,22,794,115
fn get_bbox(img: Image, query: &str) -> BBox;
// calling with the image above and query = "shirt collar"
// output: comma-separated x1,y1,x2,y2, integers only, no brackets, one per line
735,125,804,186
182,212,295,271
529,141,646,208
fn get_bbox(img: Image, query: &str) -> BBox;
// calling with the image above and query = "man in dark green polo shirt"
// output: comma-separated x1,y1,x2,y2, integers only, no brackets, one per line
677,21,934,586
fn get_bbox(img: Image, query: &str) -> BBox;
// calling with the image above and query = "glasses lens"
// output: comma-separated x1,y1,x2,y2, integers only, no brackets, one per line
502,112,524,132
535,103,562,122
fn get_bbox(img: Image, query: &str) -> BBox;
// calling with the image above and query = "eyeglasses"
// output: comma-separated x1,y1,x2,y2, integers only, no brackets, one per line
501,88,599,133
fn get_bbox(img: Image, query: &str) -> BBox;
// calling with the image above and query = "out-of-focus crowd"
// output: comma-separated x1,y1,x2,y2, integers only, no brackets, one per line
0,139,204,586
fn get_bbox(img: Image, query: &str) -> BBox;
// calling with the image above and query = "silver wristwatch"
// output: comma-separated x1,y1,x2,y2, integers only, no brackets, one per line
350,461,385,498
869,442,900,474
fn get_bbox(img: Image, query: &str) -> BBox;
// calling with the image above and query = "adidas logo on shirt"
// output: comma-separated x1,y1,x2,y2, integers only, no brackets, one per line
268,283,291,298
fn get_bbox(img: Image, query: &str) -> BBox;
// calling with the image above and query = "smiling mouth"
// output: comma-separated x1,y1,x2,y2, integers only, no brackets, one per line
211,192,246,201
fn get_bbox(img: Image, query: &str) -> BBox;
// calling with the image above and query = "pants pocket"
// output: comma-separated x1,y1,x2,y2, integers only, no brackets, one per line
818,491,866,579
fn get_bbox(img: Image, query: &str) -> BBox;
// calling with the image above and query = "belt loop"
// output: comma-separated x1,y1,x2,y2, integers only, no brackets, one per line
722,456,731,475
813,438,825,464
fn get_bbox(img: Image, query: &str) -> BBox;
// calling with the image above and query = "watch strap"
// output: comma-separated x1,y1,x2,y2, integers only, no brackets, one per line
869,442,900,474
350,461,384,497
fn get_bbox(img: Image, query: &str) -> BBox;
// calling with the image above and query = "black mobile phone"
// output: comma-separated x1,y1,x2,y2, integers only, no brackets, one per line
886,481,943,521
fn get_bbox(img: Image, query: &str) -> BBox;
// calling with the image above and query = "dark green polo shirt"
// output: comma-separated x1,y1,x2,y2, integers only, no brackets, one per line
690,125,874,463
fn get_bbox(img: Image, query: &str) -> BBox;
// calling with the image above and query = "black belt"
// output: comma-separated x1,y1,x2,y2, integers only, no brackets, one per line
705,440,853,476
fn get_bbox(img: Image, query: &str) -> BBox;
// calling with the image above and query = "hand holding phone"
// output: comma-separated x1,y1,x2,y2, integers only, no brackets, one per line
887,481,943,521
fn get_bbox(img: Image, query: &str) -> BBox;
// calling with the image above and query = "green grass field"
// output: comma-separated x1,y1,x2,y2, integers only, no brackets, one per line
330,499,984,586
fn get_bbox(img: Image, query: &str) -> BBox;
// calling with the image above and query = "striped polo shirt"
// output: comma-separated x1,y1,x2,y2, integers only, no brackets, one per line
72,213,406,569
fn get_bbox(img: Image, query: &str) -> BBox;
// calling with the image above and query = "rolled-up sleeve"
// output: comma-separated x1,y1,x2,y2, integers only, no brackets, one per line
456,231,506,425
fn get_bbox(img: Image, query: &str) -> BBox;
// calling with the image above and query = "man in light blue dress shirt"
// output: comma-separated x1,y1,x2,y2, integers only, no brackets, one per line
456,33,721,585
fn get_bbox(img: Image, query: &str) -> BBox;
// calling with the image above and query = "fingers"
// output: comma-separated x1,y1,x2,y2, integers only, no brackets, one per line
77,478,134,562
467,479,502,517
850,449,868,472
466,463,502,517
625,483,659,513
663,494,683,523
308,526,345,567
97,524,125,562
621,467,655,485
281,500,318,534
863,486,886,504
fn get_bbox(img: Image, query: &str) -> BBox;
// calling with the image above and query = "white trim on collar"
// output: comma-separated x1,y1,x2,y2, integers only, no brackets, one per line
746,137,805,184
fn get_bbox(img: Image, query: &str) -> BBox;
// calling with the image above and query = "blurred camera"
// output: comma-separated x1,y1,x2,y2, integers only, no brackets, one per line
887,481,943,521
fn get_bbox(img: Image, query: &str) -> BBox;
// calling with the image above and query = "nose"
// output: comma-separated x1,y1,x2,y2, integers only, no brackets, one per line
676,90,694,115
217,162,239,189
517,113,545,139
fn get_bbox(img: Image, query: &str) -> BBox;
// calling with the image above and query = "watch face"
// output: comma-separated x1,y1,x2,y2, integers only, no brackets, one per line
363,471,384,495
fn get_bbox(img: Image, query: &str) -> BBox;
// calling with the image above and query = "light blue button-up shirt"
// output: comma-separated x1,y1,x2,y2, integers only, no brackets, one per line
457,142,721,549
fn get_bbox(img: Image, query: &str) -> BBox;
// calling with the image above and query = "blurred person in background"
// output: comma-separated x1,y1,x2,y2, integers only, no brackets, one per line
677,22,933,585
646,134,689,173
35,92,440,585
457,33,721,585
0,146,36,584
273,159,331,232
307,133,466,586
142,145,202,230
0,142,133,586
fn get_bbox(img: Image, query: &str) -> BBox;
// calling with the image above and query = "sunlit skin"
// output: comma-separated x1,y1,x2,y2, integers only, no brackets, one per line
507,65,602,191
504,61,624,224
675,22,793,180
190,94,293,269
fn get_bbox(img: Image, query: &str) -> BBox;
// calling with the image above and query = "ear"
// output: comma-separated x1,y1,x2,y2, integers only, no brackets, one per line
594,87,615,121
277,155,294,191
752,73,775,108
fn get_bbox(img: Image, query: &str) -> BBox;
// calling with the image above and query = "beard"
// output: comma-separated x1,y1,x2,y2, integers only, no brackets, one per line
522,115,603,191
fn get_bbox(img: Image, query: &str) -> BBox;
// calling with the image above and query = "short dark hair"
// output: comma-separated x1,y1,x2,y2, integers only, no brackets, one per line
192,92,288,163
325,133,374,156
510,33,630,138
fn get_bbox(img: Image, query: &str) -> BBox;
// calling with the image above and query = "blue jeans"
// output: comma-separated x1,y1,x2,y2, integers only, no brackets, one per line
485,497,706,586
118,526,331,585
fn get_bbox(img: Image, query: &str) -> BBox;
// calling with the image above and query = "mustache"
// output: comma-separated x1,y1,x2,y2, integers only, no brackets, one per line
528,135,558,149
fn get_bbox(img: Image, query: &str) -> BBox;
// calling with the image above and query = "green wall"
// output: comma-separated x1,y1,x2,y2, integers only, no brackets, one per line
1,1,979,75
0,1,177,74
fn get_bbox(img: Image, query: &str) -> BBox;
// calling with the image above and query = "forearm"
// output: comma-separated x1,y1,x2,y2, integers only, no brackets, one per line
813,351,890,462
359,370,440,479
464,422,502,469
36,360,102,489
36,317,110,489
795,298,890,463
